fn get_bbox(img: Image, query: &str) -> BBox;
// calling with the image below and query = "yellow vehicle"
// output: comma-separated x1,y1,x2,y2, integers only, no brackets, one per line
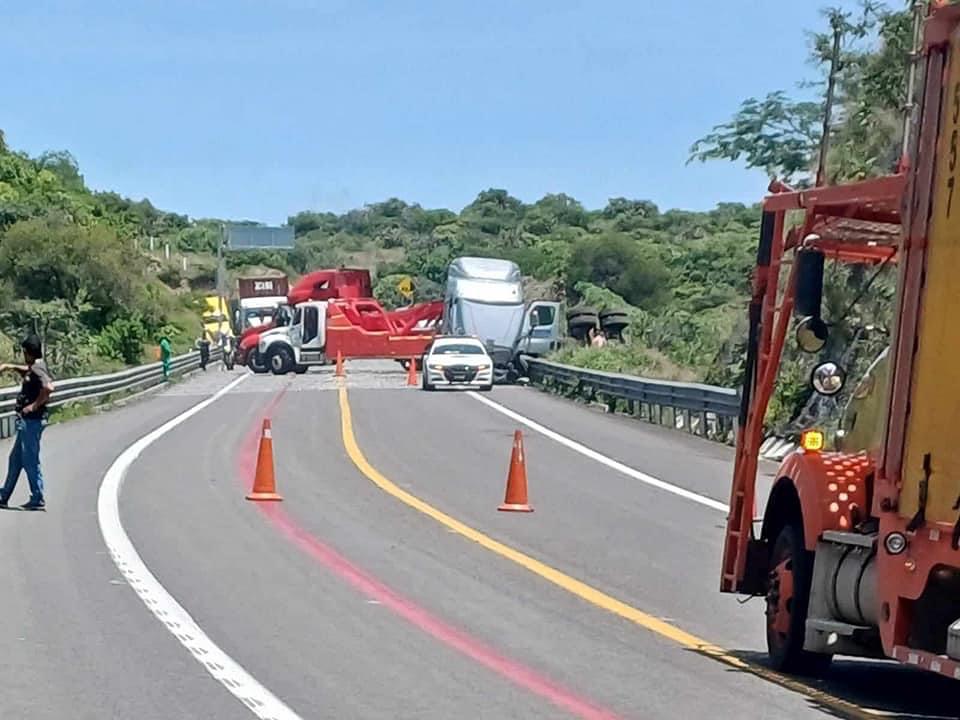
202,295,233,340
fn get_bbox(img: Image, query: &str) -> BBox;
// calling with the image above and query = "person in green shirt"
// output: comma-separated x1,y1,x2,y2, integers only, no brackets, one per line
159,334,173,380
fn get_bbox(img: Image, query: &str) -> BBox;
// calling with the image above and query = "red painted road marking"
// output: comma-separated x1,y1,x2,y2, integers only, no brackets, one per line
238,390,625,720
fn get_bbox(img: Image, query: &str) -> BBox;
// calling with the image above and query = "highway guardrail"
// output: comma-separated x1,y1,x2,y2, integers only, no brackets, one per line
0,348,221,440
525,357,740,443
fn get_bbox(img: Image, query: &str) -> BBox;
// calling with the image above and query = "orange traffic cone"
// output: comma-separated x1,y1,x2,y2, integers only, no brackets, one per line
498,430,533,512
246,419,283,501
406,357,418,386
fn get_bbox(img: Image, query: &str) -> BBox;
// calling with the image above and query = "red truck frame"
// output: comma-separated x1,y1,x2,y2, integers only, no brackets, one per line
723,3,960,682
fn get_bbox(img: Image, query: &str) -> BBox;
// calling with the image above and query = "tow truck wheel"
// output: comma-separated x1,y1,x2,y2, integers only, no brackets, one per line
248,350,268,374
766,524,832,675
268,345,295,375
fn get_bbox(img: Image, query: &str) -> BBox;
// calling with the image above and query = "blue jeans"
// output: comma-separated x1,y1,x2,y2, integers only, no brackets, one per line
3,418,45,504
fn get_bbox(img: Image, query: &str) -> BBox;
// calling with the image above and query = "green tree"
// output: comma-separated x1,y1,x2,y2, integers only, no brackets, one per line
462,189,525,235
566,234,671,310
689,1,903,184
35,150,85,192
828,5,913,180
523,193,588,235
0,215,143,328
688,92,823,181
97,315,149,364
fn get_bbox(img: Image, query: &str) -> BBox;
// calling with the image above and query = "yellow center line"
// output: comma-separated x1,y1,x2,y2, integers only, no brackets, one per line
337,385,877,720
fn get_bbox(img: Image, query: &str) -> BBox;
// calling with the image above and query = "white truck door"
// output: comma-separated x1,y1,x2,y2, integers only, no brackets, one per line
289,306,303,349
520,301,561,356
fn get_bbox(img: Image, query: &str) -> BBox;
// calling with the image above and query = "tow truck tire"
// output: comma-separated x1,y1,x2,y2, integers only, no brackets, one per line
766,523,832,675
268,345,295,375
248,350,268,374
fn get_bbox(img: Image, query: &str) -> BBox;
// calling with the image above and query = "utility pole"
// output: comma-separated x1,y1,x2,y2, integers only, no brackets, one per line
217,223,228,332
816,16,844,187
900,1,928,166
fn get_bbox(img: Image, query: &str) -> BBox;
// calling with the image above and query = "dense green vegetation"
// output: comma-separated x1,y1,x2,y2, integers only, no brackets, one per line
0,132,214,375
688,1,911,432
287,194,760,387
0,123,760,388
0,0,912,438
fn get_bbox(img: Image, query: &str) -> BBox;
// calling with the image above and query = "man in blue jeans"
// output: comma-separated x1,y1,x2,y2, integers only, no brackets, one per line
0,335,54,511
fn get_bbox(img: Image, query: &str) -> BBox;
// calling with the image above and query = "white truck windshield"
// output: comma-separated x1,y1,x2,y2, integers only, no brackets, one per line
457,300,524,348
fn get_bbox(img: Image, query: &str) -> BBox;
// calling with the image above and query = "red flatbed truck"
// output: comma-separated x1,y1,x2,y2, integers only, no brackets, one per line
722,2,960,682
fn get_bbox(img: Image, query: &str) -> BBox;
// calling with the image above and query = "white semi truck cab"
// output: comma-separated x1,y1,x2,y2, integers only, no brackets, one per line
443,257,563,382
258,301,328,375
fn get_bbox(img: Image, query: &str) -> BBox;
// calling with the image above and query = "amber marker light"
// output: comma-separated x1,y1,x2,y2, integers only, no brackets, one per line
801,429,825,453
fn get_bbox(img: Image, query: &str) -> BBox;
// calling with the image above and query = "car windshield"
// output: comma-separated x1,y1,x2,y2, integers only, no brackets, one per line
433,344,485,355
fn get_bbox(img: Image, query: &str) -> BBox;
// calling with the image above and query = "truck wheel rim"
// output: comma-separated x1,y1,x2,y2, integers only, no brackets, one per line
767,557,795,638
271,355,284,372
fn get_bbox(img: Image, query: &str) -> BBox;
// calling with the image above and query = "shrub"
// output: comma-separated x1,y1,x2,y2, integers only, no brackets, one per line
97,316,148,364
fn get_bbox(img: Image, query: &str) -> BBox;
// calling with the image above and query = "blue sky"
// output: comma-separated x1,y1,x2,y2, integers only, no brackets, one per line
2,0,877,223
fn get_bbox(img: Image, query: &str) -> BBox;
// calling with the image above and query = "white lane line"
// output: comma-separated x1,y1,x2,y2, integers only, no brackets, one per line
467,391,729,513
97,374,302,720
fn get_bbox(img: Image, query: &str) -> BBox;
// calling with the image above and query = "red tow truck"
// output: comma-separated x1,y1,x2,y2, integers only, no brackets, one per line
723,3,960,682
240,267,442,374
256,297,442,375
238,268,374,372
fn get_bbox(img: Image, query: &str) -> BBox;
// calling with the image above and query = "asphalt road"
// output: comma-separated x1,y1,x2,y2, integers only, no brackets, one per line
0,363,957,719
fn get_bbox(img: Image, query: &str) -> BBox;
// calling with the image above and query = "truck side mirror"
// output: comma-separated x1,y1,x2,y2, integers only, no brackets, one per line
811,361,846,396
794,249,825,319
796,316,829,354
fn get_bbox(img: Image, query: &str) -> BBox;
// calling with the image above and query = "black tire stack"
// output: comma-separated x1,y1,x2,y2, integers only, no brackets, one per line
566,306,630,344
566,306,599,343
599,309,630,342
